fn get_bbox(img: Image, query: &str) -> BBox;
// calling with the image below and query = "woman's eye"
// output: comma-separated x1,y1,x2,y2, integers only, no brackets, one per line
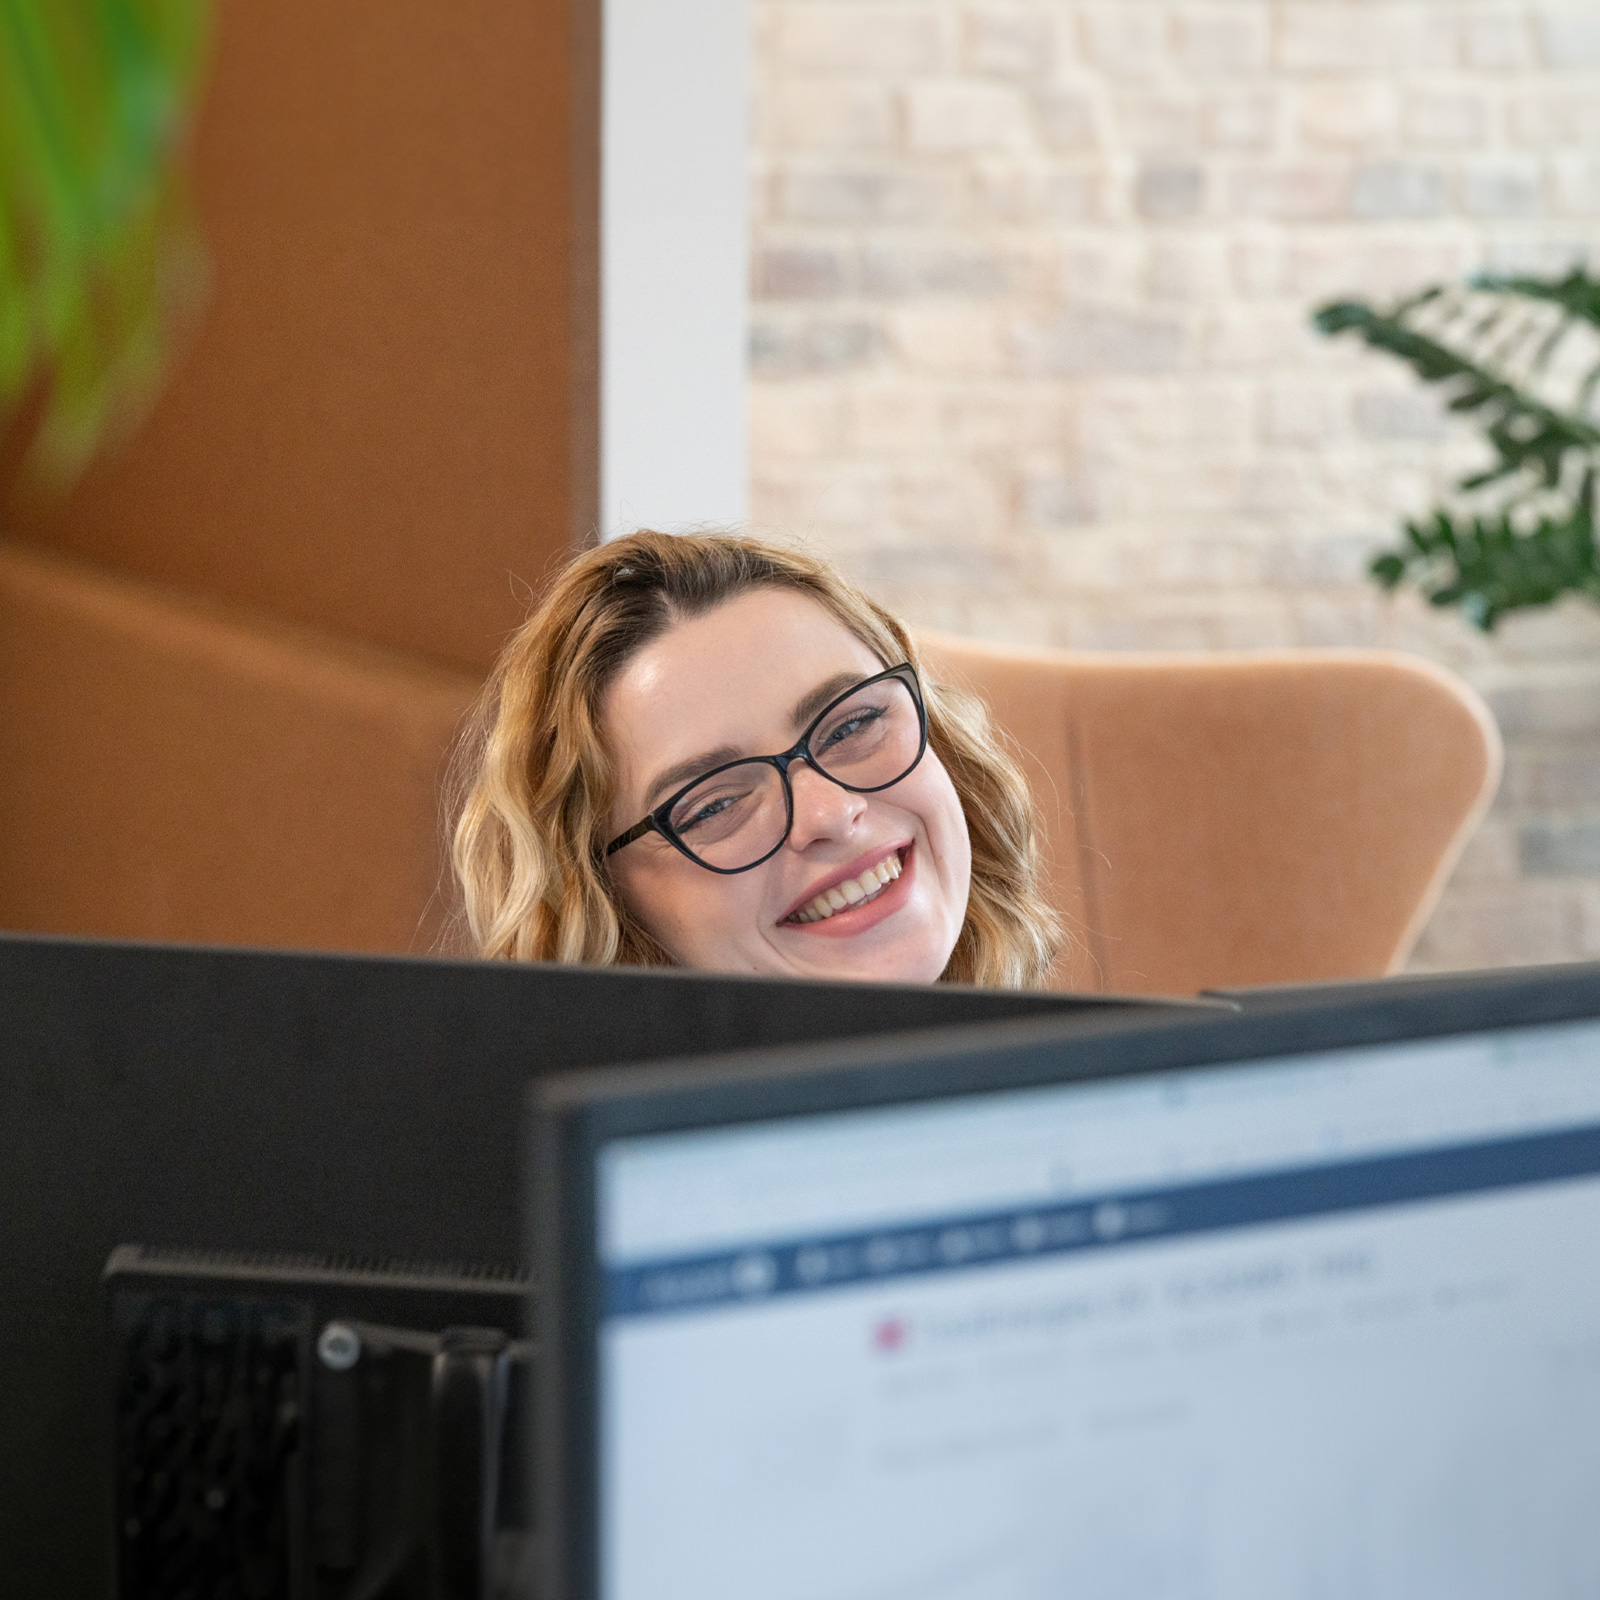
819,705,884,749
678,796,733,832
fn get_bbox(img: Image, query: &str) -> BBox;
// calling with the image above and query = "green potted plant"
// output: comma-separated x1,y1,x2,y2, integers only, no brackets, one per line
0,0,210,487
1315,266,1600,630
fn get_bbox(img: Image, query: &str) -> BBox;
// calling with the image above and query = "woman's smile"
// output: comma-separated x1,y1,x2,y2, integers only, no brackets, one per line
781,842,910,932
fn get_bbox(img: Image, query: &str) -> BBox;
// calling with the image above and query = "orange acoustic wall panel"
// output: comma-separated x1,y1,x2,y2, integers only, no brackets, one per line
0,1,594,953
3,0,594,672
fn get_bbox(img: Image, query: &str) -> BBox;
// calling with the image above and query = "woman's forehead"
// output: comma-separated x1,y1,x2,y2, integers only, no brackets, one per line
602,589,883,796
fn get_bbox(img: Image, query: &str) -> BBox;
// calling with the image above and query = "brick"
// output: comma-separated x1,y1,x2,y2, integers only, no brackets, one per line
945,386,1076,450
1460,161,1544,218
1350,161,1448,219
1508,745,1600,808
774,165,956,224
886,305,1004,374
1228,162,1349,220
862,241,1014,297
965,9,1055,81
1537,9,1600,69
846,385,946,454
1403,90,1488,149
1136,164,1205,220
1231,457,1328,517
1230,231,1290,296
1257,382,1341,445
905,81,1029,153
1010,306,1186,377
1079,6,1169,79
1260,530,1375,586
1406,885,1579,968
1353,388,1451,442
969,163,1101,223
1521,818,1600,876
1115,91,1204,151
1146,238,1230,302
1034,89,1099,150
1020,470,1099,527
1278,8,1457,74
748,385,847,457
891,467,1005,535
1297,83,1395,148
1462,13,1534,71
1054,240,1149,302
1478,666,1600,736
748,460,894,531
1444,818,1520,885
1292,592,1385,650
1552,155,1600,215
759,83,896,150
1136,380,1256,449
774,7,946,77
1478,233,1598,277
1040,167,1106,222
1289,236,1470,299
749,316,883,377
753,244,854,300
1199,305,1319,368
1493,593,1600,656
1508,89,1600,146
1204,91,1278,150
1174,6,1269,77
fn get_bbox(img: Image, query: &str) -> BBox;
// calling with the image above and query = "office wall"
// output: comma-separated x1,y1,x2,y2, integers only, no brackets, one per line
0,0,594,951
748,0,1600,971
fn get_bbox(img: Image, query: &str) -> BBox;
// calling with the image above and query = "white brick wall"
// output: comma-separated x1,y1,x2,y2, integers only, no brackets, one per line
748,0,1600,973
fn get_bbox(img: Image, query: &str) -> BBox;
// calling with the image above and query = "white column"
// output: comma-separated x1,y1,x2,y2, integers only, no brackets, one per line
601,0,749,538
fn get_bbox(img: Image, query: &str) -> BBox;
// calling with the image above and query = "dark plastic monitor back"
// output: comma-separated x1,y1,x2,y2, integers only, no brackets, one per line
105,1246,530,1600
0,931,1173,1596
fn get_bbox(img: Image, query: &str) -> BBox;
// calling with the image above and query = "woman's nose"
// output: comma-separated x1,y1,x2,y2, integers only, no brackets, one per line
786,761,866,849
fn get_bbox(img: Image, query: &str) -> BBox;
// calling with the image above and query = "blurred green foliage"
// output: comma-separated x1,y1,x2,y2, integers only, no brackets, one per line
1314,267,1600,631
0,0,210,487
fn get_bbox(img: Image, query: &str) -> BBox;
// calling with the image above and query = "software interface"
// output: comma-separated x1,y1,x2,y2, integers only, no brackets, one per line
597,1022,1600,1600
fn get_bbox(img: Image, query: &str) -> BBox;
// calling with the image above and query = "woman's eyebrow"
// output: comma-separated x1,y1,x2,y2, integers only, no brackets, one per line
644,745,743,810
791,671,865,730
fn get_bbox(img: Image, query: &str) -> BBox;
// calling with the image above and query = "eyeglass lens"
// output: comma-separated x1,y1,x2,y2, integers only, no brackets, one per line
666,675,922,870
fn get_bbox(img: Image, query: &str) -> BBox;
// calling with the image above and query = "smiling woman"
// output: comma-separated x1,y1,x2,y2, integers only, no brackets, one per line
450,532,1060,987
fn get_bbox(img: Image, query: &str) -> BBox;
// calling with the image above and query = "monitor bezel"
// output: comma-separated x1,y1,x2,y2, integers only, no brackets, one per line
529,962,1600,1600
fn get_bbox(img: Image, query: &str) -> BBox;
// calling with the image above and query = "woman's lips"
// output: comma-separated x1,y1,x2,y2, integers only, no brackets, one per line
781,844,913,939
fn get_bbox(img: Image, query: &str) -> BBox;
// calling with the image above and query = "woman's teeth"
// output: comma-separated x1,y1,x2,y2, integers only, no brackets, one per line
789,852,902,924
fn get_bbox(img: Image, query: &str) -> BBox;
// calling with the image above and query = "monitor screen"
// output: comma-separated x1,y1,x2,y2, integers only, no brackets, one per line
593,1017,1600,1599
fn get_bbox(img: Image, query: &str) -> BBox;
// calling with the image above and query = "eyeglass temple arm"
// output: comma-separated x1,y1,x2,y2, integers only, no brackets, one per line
603,818,657,858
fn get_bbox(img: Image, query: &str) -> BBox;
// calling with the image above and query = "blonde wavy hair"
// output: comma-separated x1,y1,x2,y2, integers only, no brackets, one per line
451,531,1061,987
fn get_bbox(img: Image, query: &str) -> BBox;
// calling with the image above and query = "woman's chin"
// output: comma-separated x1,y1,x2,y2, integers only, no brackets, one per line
774,921,954,986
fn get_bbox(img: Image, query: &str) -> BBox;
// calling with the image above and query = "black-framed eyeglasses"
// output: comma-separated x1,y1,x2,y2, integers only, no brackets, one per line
603,663,928,874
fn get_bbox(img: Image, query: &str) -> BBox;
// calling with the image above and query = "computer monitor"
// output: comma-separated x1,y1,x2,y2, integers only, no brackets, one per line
531,963,1600,1600
1,931,1177,1598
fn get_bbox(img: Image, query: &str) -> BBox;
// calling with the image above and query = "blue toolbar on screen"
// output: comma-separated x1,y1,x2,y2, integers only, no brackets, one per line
597,1020,1600,1600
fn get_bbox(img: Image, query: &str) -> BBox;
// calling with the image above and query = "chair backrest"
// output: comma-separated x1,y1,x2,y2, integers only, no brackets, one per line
919,633,1503,996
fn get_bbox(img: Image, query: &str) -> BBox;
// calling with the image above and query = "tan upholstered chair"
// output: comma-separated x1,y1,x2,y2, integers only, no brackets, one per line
0,541,478,952
920,633,1502,996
